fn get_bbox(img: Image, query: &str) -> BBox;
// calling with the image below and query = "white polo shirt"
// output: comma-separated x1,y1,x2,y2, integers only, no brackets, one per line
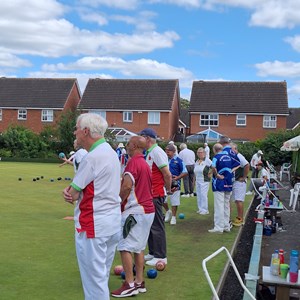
71,138,121,238
178,148,195,166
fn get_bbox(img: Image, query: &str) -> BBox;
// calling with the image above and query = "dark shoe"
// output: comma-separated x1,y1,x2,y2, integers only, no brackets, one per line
135,281,147,293
111,281,139,298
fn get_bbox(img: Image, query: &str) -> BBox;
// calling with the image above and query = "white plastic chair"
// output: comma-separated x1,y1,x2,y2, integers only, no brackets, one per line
289,183,300,211
279,163,292,181
202,246,256,300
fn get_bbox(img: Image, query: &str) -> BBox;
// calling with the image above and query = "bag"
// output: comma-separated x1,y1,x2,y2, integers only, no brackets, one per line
123,215,137,239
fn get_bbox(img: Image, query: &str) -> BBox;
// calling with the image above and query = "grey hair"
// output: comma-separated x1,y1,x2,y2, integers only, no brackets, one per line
219,135,231,145
213,143,223,152
180,143,187,150
197,147,204,152
77,113,108,138
230,142,237,150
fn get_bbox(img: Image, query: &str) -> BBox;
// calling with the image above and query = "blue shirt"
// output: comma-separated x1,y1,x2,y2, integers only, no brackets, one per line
212,151,233,192
169,155,187,188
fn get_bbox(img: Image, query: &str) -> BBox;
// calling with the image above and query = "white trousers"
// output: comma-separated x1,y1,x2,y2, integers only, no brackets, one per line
196,181,209,212
213,191,231,231
75,230,121,300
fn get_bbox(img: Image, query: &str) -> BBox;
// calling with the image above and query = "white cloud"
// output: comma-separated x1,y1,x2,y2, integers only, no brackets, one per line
0,52,32,68
255,61,300,78
78,0,139,10
41,56,195,88
285,35,300,53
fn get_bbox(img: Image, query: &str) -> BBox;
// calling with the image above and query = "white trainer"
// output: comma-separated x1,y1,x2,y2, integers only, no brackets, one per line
245,191,253,195
164,210,172,223
208,228,223,234
170,216,176,225
181,194,190,198
146,257,167,266
144,254,154,261
199,211,209,215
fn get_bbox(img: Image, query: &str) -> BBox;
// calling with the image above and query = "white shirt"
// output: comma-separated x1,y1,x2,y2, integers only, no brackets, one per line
251,153,261,168
260,167,270,181
73,148,88,173
178,148,195,166
204,145,210,159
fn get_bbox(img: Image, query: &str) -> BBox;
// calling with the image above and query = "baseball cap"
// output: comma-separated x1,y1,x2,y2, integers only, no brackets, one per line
118,143,125,148
258,150,263,155
138,128,157,139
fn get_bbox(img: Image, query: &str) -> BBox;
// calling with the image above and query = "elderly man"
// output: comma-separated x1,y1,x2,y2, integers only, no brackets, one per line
111,136,155,297
209,143,233,234
139,128,172,266
246,150,263,195
204,142,210,159
164,144,188,225
63,113,121,300
178,143,196,197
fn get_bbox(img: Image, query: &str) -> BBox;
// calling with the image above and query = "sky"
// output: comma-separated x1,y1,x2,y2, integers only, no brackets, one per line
1,0,300,108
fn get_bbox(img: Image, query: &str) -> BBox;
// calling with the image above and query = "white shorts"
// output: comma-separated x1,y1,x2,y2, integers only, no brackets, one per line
117,213,154,253
231,181,246,202
167,190,181,206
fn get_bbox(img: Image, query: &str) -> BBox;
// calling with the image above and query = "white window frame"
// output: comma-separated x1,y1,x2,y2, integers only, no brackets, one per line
236,114,246,126
41,109,53,122
200,114,219,127
263,115,277,128
18,109,27,120
148,111,160,125
123,111,133,123
89,110,106,119
0,109,2,121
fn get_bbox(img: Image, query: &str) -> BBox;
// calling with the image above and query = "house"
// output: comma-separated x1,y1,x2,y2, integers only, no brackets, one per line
79,79,180,141
0,78,81,133
189,81,289,141
287,108,300,130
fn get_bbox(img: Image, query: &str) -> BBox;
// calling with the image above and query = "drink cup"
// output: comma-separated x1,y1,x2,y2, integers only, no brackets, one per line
280,264,289,279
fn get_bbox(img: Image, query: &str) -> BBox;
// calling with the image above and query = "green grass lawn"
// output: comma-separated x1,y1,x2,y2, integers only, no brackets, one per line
0,162,252,299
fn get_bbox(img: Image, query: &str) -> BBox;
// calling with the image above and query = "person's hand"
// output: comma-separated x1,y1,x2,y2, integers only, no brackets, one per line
63,186,74,204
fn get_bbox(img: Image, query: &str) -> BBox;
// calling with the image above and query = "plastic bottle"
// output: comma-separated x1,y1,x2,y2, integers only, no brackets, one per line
279,249,285,264
270,250,280,276
265,193,270,207
290,250,299,283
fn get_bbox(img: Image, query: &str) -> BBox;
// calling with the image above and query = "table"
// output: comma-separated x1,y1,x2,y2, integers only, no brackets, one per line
262,266,300,300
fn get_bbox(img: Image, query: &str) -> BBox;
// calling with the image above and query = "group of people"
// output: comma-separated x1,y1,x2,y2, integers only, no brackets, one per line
61,113,268,299
62,115,173,299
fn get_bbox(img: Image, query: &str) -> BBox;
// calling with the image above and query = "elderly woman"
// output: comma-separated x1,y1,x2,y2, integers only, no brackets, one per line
193,147,212,215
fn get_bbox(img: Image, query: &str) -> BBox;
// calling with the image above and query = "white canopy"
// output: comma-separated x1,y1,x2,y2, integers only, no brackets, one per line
280,135,300,151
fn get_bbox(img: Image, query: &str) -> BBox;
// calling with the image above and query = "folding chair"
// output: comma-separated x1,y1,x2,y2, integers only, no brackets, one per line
266,161,278,180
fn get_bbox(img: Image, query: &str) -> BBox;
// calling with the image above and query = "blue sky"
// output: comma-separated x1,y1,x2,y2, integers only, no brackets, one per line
1,0,300,107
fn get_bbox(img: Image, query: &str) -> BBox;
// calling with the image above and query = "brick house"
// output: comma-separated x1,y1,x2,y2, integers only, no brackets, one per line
189,81,289,141
0,78,81,133
287,108,300,130
79,79,180,141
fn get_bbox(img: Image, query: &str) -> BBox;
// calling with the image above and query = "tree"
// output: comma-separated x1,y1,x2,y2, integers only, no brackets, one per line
180,97,190,109
56,111,79,154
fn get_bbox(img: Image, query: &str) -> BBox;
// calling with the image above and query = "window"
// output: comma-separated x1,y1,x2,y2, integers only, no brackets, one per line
236,114,246,126
148,111,160,124
41,110,53,122
123,111,133,122
18,109,27,120
89,110,106,119
0,109,2,121
263,115,277,128
200,114,218,127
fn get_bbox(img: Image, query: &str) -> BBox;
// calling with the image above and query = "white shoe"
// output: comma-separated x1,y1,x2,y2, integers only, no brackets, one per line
189,194,194,197
146,257,167,266
144,254,154,261
181,194,190,198
170,216,176,225
208,228,223,234
245,191,253,195
199,211,209,215
164,210,172,223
